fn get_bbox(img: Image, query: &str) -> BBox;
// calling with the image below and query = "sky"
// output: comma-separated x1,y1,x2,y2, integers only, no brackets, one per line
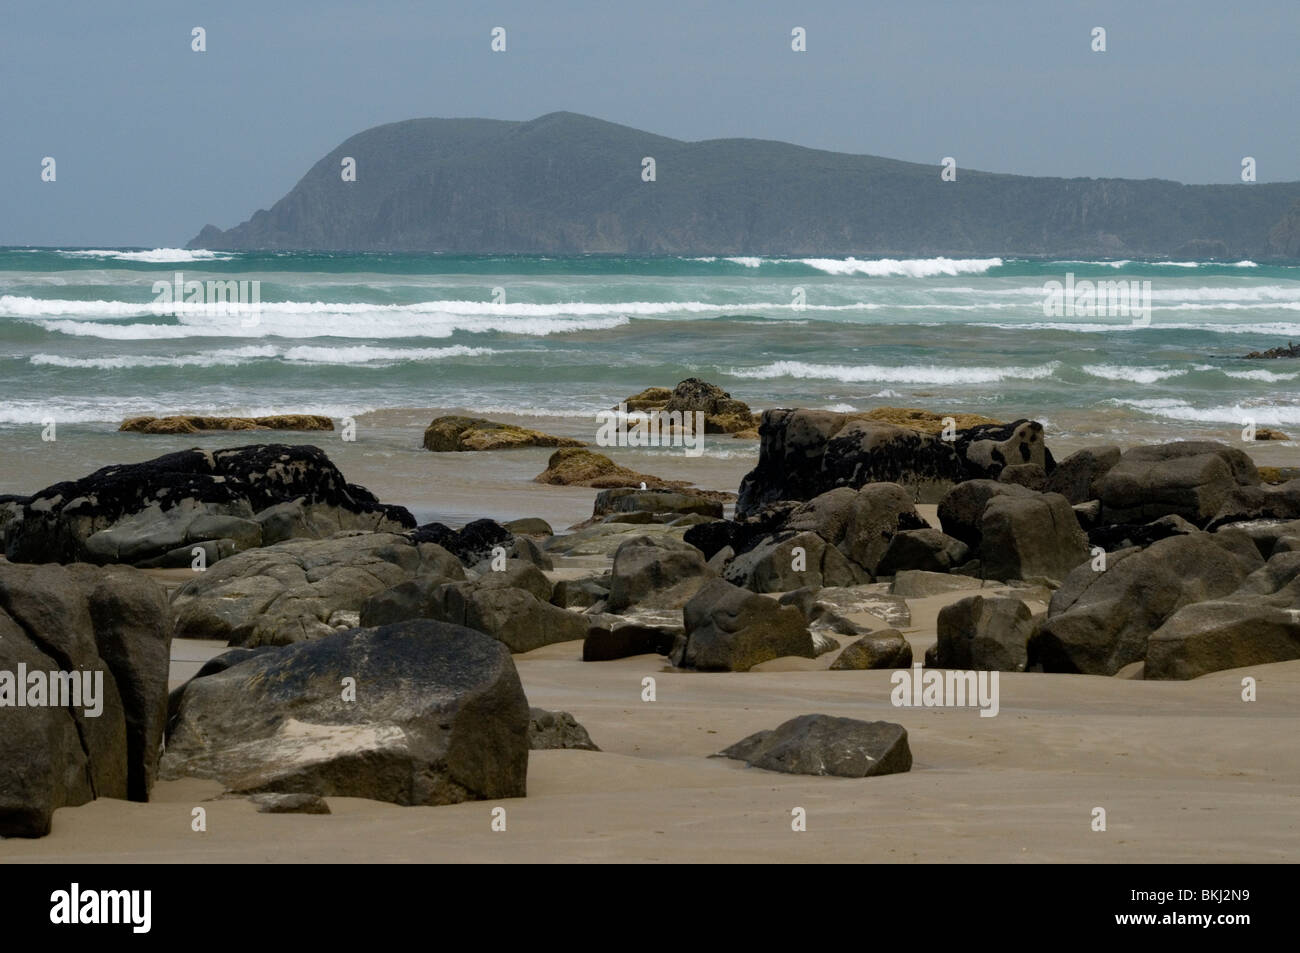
2,0,1298,247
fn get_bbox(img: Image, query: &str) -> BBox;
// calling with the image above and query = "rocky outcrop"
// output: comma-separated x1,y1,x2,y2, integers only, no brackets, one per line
715,715,912,778
618,379,757,434
171,533,464,646
120,414,334,434
0,563,171,837
161,620,530,805
607,535,716,611
978,492,1091,583
422,416,585,452
1035,533,1262,675
1243,342,1300,359
828,629,913,670
4,444,413,566
673,579,814,671
736,409,1055,513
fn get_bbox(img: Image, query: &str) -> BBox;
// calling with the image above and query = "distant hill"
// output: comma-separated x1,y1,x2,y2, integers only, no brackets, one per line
189,111,1300,259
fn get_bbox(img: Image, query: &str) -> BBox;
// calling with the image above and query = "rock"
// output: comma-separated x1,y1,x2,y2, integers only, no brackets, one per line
779,584,912,628
619,386,675,411
120,414,333,434
534,448,686,489
1045,446,1122,504
1098,441,1259,526
937,480,1038,549
889,570,986,598
829,630,913,670
503,517,554,537
422,415,585,452
1258,466,1300,485
854,407,1002,433
551,575,610,609
838,483,929,574
934,595,1035,671
474,559,553,603
875,528,971,576
593,487,725,520
1209,480,1300,527
0,563,171,837
979,492,1091,583
431,582,589,653
250,792,331,814
582,624,676,661
960,420,1050,478
675,579,814,671
715,714,911,778
606,535,716,611
543,521,690,558
359,574,461,627
1036,533,1263,675
172,533,465,646
528,708,599,750
1220,519,1300,559
661,378,757,433
1145,602,1300,679
722,530,866,592
1255,428,1289,441
811,632,842,656
408,519,514,566
1089,514,1200,552
1072,500,1103,529
4,444,413,566
998,463,1047,491
162,620,529,805
683,501,801,561
1243,342,1300,359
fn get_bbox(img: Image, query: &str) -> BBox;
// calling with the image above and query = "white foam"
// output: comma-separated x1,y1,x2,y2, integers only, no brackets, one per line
730,360,1058,385
55,248,234,262
1081,364,1186,384
795,257,1003,277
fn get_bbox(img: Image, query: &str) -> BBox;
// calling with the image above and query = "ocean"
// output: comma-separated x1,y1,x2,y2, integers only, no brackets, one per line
2,247,1299,513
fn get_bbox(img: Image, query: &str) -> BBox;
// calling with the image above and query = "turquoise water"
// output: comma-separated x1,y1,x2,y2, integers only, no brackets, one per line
2,248,1300,442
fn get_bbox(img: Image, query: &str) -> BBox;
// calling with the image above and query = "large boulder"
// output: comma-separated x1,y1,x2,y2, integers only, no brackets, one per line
1097,442,1260,526
607,535,716,611
593,487,724,521
534,448,684,490
4,444,413,566
722,530,866,592
1035,533,1262,675
661,378,758,434
675,579,814,671
528,708,600,750
171,533,464,646
937,480,1038,549
1145,603,1300,679
979,492,1091,582
161,620,530,804
0,562,171,837
431,582,588,653
715,714,912,778
582,624,676,661
933,595,1035,671
1045,446,1121,504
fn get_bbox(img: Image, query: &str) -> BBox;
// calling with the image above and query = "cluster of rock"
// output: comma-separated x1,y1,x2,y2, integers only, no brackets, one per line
423,416,585,452
120,415,333,434
617,378,758,436
1,444,413,567
1242,342,1300,359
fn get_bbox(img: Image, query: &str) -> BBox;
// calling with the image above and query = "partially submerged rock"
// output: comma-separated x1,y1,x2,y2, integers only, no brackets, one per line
121,414,334,434
534,448,687,489
423,416,585,452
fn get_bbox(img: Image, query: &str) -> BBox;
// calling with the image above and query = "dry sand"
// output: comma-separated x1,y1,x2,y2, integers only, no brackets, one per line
5,583,1297,864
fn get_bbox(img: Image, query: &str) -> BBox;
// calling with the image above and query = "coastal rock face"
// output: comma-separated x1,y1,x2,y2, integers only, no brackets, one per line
1035,533,1262,675
4,445,414,566
607,535,716,611
933,595,1035,671
715,715,912,778
674,579,814,671
121,415,333,434
422,416,585,452
979,492,1091,583
171,533,464,646
1097,442,1260,526
828,629,913,670
1044,446,1122,504
0,563,171,838
736,409,1055,514
161,620,530,805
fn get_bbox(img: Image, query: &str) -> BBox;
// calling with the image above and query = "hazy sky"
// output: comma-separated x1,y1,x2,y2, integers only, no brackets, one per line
3,0,1298,246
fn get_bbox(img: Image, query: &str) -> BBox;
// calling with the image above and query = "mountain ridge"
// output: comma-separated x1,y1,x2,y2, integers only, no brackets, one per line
189,111,1300,259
